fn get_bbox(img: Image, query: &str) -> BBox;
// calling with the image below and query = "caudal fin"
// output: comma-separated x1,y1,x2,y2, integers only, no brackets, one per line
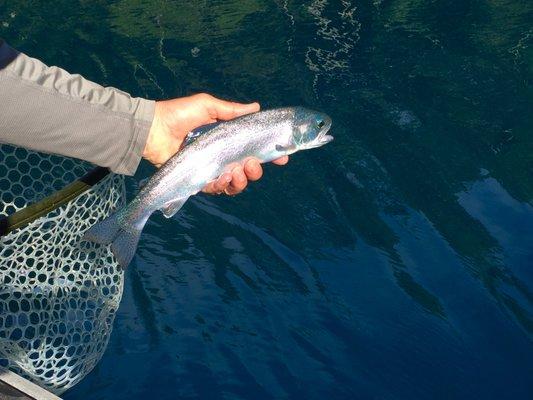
83,211,143,268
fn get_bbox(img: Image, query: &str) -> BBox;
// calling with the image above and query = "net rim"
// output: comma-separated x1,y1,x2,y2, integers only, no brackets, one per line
0,167,111,237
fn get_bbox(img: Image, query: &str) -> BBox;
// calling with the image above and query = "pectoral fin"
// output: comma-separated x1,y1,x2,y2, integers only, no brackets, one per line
137,177,149,190
276,144,296,152
160,197,189,218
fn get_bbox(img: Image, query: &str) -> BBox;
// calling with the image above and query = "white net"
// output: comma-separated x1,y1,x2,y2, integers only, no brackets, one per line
0,144,126,394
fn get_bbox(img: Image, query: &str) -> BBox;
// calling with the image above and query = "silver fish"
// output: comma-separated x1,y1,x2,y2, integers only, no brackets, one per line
84,107,333,267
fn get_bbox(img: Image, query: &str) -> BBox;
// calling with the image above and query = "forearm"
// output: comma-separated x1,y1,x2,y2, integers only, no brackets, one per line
0,39,154,175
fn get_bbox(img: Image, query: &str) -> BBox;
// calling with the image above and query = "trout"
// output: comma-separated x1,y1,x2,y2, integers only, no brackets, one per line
84,107,333,267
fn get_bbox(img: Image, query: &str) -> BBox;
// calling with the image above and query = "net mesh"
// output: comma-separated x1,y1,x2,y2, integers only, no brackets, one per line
0,144,126,394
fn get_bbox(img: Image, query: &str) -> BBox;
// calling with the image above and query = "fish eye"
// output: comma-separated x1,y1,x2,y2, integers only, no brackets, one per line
317,119,325,129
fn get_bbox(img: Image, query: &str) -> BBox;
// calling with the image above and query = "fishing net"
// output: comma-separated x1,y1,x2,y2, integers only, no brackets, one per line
0,144,126,394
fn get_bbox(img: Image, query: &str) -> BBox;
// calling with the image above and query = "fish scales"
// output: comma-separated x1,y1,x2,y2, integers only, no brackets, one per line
84,107,332,267
142,107,295,211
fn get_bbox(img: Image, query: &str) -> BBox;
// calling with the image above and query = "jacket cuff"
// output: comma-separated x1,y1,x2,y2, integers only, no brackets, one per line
114,98,155,176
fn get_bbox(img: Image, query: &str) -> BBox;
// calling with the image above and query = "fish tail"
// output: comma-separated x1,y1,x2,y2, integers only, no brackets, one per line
109,226,143,269
83,207,149,268
83,211,122,245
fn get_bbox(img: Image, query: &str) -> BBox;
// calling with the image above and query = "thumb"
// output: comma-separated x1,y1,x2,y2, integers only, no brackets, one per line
206,96,260,121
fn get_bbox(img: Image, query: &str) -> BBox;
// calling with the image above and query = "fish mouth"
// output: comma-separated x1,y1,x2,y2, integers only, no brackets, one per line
316,116,333,145
318,134,334,144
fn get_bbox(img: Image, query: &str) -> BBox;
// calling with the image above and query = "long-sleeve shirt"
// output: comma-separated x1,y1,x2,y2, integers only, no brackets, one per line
0,39,155,175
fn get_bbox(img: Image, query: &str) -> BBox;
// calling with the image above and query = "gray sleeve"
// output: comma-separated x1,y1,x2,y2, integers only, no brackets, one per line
0,39,155,176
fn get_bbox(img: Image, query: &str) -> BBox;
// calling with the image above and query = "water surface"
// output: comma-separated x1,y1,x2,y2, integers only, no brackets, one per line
1,0,532,399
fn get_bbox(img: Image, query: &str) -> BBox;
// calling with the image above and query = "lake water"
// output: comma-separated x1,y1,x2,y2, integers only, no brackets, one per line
1,1,532,399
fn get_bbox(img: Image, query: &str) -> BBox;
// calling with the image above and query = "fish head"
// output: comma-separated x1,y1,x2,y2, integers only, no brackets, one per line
292,107,333,150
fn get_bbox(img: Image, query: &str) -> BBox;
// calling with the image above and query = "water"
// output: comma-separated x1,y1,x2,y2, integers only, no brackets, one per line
1,1,532,399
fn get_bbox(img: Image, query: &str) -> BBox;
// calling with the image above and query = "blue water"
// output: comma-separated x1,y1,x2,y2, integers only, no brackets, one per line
1,1,532,399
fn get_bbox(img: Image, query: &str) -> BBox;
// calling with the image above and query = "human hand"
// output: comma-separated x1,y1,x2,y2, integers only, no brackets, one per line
143,93,288,195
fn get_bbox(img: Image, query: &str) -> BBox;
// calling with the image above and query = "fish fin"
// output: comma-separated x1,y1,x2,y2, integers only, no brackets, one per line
276,144,296,152
138,177,149,190
83,212,122,245
110,228,142,268
186,122,221,145
161,197,189,218
83,210,145,268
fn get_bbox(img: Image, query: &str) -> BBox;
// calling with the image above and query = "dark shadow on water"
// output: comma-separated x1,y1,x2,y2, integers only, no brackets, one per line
2,0,532,399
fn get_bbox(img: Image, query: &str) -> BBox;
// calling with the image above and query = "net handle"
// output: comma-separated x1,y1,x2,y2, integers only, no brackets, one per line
0,167,110,237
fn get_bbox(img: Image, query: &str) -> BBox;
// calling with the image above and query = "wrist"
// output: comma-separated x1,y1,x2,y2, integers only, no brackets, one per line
143,101,167,165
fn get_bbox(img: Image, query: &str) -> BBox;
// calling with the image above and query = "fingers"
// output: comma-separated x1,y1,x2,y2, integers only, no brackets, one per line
243,158,263,181
225,159,263,195
200,93,260,121
272,156,289,165
201,165,248,196
202,163,251,196
202,157,289,196
225,166,248,195
202,173,232,194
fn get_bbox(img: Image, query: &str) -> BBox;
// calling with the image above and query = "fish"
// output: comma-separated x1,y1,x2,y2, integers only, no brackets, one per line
83,107,333,268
